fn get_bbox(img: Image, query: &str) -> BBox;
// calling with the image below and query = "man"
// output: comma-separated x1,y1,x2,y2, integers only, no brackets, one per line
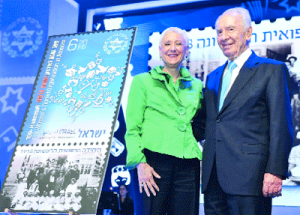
199,7,293,214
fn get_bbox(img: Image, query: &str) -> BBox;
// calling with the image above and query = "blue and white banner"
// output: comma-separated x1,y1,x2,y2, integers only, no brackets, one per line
0,27,136,214
0,0,50,190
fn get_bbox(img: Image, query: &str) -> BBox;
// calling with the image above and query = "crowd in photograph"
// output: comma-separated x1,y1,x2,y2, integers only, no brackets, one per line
10,157,85,212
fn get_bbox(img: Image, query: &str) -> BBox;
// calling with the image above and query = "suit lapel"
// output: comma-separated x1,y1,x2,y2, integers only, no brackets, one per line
207,63,226,114
219,52,259,114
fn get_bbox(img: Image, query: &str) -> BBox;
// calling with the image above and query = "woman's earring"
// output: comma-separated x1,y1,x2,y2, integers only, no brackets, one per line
185,54,189,61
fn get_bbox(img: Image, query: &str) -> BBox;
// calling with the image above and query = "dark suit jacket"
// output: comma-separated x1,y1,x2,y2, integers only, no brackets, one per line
200,51,293,196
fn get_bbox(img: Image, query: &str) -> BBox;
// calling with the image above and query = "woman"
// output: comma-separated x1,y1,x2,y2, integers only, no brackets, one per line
118,185,134,215
125,27,203,214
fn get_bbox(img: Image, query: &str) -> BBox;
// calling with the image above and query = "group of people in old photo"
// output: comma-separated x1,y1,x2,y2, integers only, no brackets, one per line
11,157,82,212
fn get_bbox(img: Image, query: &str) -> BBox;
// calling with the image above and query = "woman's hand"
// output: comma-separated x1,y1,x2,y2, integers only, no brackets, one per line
137,163,161,197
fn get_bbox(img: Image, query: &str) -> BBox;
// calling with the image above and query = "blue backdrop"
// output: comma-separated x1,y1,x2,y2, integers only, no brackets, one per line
1,0,300,214
0,0,50,187
91,1,300,213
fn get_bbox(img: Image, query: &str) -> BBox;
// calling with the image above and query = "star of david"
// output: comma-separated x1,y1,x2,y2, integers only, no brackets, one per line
11,25,35,51
109,38,123,51
0,87,25,115
279,0,300,13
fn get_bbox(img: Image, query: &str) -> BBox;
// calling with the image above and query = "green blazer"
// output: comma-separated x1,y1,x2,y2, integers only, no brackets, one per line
125,66,203,169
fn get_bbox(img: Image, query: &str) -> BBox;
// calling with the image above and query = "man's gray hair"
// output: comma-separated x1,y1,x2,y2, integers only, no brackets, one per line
159,27,189,48
215,7,252,31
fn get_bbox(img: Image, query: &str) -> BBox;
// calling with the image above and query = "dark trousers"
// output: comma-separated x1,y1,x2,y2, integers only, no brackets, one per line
142,149,200,215
204,160,272,215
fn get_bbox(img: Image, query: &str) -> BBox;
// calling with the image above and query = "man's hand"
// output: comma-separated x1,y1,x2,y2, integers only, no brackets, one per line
262,173,282,198
137,163,161,197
